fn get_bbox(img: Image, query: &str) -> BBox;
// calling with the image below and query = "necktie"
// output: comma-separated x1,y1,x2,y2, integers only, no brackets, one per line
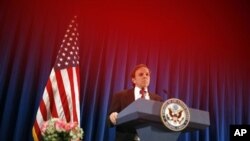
140,88,146,99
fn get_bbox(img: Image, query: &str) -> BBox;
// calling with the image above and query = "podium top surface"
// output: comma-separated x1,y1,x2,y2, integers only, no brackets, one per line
117,99,210,131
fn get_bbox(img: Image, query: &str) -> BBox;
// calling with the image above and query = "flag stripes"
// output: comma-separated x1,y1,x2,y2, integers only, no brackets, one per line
33,67,80,140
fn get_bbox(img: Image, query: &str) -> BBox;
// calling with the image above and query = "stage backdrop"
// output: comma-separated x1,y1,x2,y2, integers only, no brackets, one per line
0,0,249,141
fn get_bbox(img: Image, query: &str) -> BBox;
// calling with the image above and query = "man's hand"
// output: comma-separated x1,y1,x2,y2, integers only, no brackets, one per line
109,112,118,125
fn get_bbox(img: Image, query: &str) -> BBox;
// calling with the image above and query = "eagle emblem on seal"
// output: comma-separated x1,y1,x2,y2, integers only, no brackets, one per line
167,107,184,124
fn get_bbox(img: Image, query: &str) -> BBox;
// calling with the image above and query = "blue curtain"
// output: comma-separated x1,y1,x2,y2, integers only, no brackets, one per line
0,0,249,141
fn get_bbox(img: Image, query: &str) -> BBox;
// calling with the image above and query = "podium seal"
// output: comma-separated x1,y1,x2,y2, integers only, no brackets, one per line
160,98,190,131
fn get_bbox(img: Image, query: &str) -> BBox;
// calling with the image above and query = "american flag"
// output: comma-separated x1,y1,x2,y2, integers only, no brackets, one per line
32,16,81,141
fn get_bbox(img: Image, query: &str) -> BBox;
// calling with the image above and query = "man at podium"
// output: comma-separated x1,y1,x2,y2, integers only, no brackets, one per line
108,64,163,141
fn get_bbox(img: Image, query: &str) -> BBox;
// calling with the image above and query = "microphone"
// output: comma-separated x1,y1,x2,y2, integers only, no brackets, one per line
162,89,168,94
162,89,170,99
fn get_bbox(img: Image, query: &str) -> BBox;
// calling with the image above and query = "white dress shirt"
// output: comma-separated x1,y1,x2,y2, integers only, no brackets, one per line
134,86,150,100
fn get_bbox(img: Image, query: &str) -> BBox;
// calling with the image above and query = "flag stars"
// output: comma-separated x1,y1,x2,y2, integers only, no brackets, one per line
54,17,79,70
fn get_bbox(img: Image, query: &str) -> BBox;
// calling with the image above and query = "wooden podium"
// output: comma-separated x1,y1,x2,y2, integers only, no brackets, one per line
116,99,210,141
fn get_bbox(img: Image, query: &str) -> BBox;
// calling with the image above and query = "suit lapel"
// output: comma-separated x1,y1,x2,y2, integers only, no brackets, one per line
127,88,135,102
149,92,156,100
124,89,134,107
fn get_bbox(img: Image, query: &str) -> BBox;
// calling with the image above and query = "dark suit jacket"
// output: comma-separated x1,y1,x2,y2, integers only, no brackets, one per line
108,88,162,141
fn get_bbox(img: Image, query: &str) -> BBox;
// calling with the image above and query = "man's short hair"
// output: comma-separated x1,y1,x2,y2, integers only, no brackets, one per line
130,64,150,78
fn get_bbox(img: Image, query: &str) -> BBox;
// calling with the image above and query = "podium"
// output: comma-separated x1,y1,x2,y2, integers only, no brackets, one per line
116,99,210,141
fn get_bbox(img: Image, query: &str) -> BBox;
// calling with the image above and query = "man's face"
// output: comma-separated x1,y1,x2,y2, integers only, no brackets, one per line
132,67,150,88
